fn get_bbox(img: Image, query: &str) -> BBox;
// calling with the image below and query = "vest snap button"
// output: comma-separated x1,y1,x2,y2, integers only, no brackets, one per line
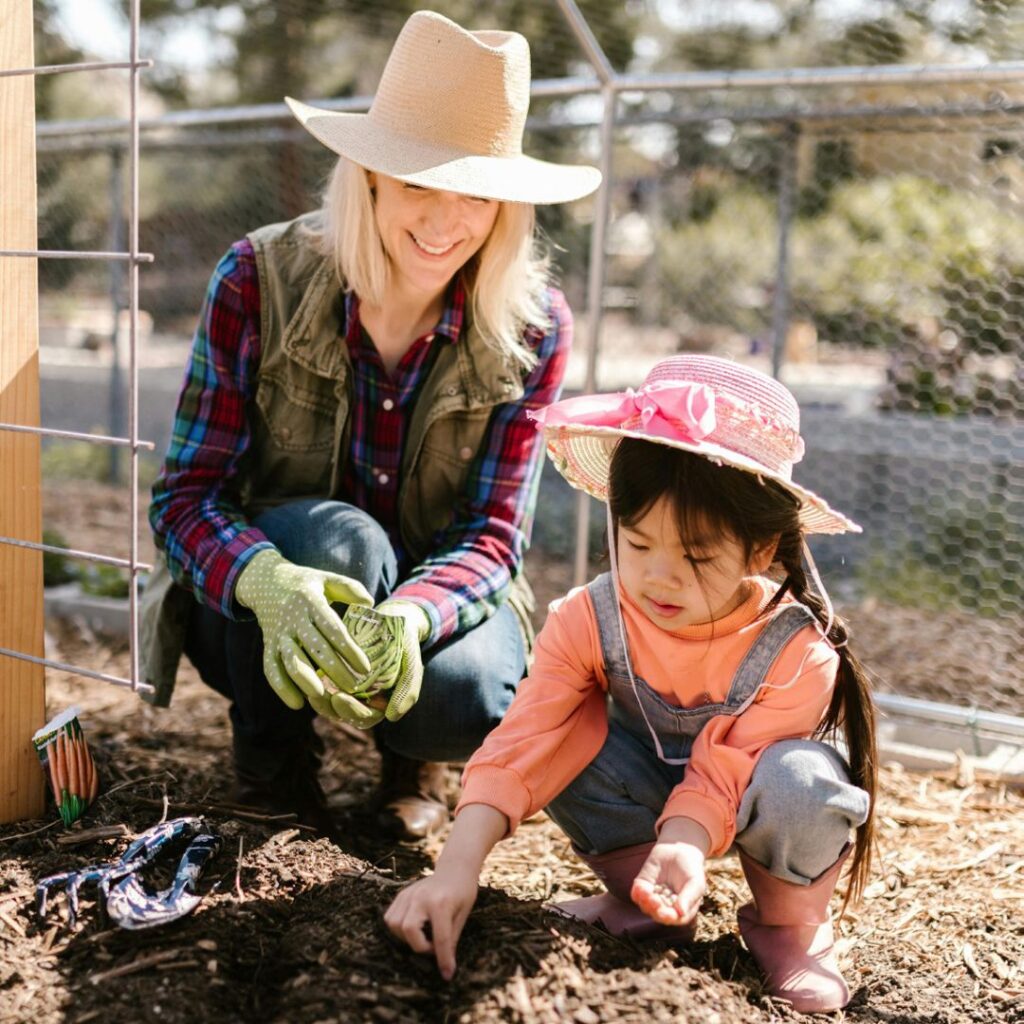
459,446,473,461
446,385,458,396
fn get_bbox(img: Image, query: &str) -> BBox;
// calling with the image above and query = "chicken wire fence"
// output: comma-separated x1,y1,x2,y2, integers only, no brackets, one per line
18,0,1024,719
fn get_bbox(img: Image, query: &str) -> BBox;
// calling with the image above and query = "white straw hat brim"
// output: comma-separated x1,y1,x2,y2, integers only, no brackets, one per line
287,97,601,205
544,424,861,536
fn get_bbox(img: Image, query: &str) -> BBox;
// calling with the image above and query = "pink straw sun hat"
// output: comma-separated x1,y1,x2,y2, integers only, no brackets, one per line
530,355,860,536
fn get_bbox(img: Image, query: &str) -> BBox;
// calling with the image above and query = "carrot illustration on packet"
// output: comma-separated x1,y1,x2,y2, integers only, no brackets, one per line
31,708,100,826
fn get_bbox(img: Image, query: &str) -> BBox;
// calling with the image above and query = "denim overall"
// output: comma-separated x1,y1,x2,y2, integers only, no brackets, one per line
546,573,870,885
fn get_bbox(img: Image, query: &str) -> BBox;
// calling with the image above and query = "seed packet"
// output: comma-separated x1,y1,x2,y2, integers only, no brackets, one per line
32,707,100,826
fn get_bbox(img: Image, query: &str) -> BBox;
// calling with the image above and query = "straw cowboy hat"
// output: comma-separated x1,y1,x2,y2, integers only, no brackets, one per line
285,10,601,205
530,355,861,535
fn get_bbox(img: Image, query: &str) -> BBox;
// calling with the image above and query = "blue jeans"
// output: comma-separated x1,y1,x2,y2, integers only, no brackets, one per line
184,499,526,764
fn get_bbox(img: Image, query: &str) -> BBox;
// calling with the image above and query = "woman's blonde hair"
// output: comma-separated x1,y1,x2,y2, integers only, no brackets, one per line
317,158,551,369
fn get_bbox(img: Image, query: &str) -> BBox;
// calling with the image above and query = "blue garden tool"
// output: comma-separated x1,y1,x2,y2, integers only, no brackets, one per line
37,817,221,929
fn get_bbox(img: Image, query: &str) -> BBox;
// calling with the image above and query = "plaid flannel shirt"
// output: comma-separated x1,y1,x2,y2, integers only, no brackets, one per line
149,239,572,647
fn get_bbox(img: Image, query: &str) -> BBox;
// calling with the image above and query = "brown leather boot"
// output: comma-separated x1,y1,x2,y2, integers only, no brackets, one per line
371,745,449,840
232,730,342,844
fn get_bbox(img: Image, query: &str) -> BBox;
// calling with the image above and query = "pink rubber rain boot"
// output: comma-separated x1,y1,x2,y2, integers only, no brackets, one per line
737,844,853,1013
552,843,697,942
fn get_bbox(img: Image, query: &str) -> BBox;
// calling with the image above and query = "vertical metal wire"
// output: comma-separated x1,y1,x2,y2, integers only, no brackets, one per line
107,145,125,484
552,0,618,588
573,88,616,586
770,123,799,380
127,0,142,690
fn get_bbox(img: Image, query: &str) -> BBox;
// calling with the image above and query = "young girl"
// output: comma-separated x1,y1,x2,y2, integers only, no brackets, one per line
384,355,876,1014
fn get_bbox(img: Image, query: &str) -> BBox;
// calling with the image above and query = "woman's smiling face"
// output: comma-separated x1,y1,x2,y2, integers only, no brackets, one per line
369,173,500,297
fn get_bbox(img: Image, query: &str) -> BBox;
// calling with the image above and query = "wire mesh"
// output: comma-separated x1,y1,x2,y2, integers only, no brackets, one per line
1,0,150,694
18,0,1024,717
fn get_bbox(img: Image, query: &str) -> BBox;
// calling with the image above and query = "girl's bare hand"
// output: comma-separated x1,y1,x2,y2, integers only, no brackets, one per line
630,841,706,926
384,869,479,980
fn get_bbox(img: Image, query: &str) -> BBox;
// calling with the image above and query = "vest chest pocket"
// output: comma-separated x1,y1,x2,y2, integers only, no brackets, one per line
255,376,336,453
418,408,492,485
401,409,492,556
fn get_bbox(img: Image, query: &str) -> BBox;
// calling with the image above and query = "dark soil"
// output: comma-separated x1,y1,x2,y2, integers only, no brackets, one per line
0,481,1019,1023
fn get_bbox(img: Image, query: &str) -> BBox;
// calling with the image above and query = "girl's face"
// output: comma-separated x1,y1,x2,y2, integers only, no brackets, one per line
368,172,500,299
616,496,776,629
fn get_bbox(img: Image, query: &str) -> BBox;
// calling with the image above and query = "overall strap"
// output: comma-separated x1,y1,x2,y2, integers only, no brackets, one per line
586,572,630,677
597,516,691,765
725,603,819,708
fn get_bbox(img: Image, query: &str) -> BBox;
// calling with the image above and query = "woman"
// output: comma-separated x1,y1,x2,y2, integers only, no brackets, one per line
140,10,600,842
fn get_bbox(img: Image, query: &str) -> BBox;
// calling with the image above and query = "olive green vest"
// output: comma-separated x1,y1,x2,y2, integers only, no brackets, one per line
140,212,537,707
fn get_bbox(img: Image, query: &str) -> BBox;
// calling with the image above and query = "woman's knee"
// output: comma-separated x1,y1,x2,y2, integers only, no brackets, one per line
379,610,525,761
379,681,510,762
252,499,397,594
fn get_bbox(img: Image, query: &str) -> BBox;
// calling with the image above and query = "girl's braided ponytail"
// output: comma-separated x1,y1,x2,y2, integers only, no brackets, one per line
771,527,878,910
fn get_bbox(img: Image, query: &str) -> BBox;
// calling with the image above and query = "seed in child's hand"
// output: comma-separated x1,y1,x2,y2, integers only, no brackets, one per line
649,884,675,908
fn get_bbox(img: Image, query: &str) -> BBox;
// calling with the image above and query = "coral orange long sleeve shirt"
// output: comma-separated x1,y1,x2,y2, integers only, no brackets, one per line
457,575,839,857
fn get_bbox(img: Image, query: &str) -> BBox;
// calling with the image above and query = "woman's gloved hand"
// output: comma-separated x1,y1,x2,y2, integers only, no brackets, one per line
234,548,374,720
342,600,429,724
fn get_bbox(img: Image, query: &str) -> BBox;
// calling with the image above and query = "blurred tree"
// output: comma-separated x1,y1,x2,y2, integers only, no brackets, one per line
948,0,1024,59
798,137,856,216
34,0,83,119
655,0,1024,73
34,2,99,289
128,1,641,224
616,0,1024,288
135,0,639,106
828,17,907,65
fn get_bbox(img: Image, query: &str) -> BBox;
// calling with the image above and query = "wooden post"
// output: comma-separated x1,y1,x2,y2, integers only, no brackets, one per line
0,0,46,823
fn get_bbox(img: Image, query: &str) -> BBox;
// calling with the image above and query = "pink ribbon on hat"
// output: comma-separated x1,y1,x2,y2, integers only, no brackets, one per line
529,381,717,444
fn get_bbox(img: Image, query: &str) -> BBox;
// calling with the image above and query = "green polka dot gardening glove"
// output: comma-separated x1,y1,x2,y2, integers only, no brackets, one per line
234,548,376,724
341,600,429,724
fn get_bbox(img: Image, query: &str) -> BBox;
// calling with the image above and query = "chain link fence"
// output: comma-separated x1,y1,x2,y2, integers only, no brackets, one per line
34,0,1023,716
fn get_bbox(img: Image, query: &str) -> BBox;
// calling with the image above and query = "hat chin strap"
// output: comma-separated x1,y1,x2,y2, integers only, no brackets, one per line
606,505,689,766
800,538,838,645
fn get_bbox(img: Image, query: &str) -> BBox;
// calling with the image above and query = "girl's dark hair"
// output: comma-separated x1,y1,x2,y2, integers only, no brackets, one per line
609,437,877,907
